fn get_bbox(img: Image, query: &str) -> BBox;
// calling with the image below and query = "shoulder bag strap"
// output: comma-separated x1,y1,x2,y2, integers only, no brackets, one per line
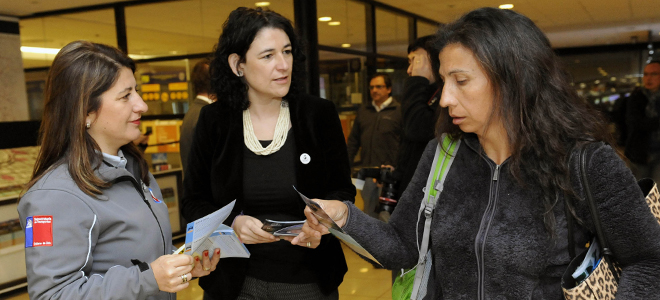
578,144,620,282
411,134,461,299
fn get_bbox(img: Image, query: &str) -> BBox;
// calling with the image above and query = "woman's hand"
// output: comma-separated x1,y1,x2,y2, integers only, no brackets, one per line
151,254,194,293
233,215,278,244
297,199,349,240
190,248,221,278
281,227,322,248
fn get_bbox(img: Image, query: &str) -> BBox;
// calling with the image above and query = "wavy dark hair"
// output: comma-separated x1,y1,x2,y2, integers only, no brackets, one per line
22,41,149,198
210,7,306,110
434,8,612,238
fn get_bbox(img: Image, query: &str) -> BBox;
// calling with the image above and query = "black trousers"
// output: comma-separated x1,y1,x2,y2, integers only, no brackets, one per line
203,276,339,300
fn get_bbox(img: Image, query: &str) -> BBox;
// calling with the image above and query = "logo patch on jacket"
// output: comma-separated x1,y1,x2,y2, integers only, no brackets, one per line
148,188,162,204
25,216,53,247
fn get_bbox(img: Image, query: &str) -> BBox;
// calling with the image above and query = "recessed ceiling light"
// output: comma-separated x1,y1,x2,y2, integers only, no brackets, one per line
341,43,351,48
255,2,270,7
318,17,332,22
499,4,514,9
328,21,341,26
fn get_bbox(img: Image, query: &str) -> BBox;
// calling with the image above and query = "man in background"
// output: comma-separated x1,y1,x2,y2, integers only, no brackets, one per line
180,58,215,173
347,73,402,218
625,60,660,184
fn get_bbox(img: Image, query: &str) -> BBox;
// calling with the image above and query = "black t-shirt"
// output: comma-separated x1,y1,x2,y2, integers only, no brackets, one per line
242,129,316,283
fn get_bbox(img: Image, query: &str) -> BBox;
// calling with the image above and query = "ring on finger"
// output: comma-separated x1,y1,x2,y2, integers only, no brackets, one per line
181,273,188,284
204,266,211,271
306,242,311,247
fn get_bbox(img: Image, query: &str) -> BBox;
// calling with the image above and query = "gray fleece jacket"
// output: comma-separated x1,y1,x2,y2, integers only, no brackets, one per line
343,134,660,299
18,154,174,300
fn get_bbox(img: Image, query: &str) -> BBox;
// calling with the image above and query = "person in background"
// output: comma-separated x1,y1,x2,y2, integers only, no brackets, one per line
347,73,402,218
394,35,441,200
300,7,660,299
18,40,219,300
180,58,215,173
347,73,402,170
180,7,354,300
625,60,660,183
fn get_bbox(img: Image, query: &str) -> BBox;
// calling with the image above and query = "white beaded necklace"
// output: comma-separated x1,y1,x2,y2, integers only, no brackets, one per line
243,101,290,155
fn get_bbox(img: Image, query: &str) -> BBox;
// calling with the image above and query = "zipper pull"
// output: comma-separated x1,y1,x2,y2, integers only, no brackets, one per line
493,165,500,181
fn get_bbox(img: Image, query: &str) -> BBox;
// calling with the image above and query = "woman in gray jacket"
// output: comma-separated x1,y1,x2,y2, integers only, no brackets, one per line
298,8,660,299
18,41,219,300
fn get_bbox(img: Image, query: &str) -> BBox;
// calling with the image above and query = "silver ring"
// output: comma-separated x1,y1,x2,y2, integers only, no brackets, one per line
306,242,311,247
181,273,188,284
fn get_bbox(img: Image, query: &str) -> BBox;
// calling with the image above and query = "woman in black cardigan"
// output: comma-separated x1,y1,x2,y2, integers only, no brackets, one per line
180,7,355,300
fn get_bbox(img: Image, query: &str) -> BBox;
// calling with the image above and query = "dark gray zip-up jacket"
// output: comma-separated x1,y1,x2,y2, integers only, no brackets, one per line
343,134,660,299
18,155,174,300
347,99,402,168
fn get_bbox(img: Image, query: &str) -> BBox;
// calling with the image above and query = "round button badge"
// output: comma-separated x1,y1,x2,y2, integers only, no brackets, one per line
300,153,311,164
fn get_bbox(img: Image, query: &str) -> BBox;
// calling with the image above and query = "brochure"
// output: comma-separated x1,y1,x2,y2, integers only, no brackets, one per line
182,200,250,259
262,219,306,237
294,187,381,265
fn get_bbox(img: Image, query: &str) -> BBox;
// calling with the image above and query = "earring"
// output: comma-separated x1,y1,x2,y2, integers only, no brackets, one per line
86,121,91,129
237,70,243,77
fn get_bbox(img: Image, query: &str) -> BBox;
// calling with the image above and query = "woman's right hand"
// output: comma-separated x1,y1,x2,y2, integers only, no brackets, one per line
300,199,349,238
232,215,279,244
150,254,194,293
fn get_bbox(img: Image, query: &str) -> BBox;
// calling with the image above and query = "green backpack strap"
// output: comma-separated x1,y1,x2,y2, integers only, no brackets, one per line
410,134,461,299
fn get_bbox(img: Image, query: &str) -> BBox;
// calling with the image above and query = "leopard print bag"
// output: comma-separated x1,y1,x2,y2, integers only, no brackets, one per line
561,147,660,299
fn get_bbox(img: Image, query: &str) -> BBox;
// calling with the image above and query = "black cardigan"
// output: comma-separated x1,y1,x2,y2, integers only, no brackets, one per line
181,94,356,299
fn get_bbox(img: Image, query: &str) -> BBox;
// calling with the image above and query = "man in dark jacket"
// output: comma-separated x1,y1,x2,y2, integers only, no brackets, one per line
347,73,402,218
625,60,660,183
180,59,214,173
394,35,441,200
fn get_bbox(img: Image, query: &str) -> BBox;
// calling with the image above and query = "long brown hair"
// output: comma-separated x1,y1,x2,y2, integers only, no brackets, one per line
23,41,149,198
434,8,612,238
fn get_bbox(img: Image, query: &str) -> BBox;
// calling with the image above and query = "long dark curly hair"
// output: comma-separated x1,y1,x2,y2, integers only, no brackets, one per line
434,8,613,238
210,7,306,110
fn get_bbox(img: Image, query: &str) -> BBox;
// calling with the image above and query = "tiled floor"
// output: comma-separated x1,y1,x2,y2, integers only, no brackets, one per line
3,192,394,300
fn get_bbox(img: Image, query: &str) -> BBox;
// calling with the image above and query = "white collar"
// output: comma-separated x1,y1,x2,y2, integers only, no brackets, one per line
372,96,393,112
102,149,127,169
196,95,213,104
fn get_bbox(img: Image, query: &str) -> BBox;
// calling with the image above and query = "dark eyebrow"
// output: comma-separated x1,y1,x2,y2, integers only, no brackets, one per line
447,69,469,76
116,87,132,96
258,44,292,56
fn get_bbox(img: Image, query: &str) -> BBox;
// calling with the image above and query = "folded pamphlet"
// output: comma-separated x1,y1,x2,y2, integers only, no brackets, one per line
294,186,381,265
183,200,250,259
262,219,306,236
572,238,600,284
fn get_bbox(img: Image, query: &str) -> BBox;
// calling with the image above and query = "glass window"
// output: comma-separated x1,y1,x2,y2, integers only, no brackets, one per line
560,50,643,113
126,0,294,59
319,50,367,108
376,8,409,57
317,0,367,52
417,20,438,38
20,9,117,69
136,59,193,116
375,57,408,102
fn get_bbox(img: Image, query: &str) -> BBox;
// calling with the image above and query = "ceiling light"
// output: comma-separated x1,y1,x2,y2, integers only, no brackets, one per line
318,17,332,22
20,46,60,54
255,2,270,7
328,21,341,26
499,4,514,9
341,43,351,48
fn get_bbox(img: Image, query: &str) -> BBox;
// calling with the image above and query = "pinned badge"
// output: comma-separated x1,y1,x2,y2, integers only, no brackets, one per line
300,153,311,164
148,187,162,204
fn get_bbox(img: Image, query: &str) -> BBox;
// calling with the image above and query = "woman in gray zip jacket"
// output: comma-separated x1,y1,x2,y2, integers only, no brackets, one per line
18,41,219,300
299,8,660,299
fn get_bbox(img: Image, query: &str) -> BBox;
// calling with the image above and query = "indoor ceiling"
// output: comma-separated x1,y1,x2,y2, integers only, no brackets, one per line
2,0,660,68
